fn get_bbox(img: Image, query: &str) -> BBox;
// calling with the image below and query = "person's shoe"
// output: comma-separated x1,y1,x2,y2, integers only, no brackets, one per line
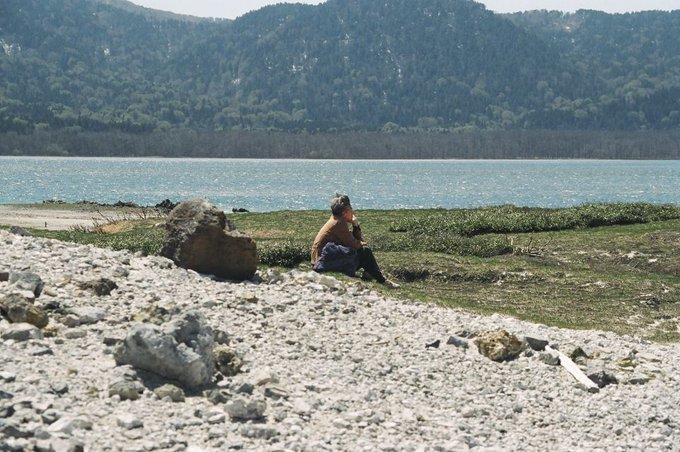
382,279,400,288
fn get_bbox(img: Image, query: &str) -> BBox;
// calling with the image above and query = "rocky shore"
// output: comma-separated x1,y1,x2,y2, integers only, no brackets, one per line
1,229,679,451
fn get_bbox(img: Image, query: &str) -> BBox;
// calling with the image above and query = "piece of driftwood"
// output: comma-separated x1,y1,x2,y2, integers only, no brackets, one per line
545,345,598,390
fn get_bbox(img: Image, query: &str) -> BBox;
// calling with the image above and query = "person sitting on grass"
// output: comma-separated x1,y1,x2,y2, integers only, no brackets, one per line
311,193,399,288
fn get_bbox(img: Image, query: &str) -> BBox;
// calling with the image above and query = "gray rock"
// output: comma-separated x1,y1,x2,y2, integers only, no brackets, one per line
263,384,290,400
1,323,43,341
113,310,214,389
523,334,549,351
41,409,62,425
587,370,618,388
0,420,31,439
628,374,652,385
154,384,185,402
239,424,279,440
160,199,257,281
0,372,15,382
446,335,469,348
539,352,561,366
117,413,143,429
8,272,44,297
224,396,266,420
205,389,230,405
108,380,144,401
78,278,118,296
0,293,49,328
46,416,92,434
231,382,254,395
50,382,69,395
37,437,85,452
68,307,106,325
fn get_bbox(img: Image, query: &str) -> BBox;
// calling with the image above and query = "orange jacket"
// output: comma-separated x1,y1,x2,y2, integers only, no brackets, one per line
311,215,363,264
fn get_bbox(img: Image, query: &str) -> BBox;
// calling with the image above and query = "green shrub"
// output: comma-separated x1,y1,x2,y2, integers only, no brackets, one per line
258,240,310,267
389,203,680,237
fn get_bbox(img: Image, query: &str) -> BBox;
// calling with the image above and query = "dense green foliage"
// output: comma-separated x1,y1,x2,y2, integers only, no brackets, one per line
389,203,680,237
2,0,680,141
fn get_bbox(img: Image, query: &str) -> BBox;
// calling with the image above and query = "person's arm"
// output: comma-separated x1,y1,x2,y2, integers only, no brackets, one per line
350,214,364,242
332,220,363,249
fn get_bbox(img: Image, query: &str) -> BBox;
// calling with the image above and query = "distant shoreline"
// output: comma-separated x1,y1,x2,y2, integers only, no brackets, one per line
2,129,679,160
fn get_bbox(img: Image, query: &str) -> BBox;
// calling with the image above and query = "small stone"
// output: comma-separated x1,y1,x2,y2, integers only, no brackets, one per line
618,357,637,368
47,416,92,434
117,413,143,429
239,425,279,440
231,382,254,395
214,345,243,376
108,380,143,401
69,307,106,325
587,370,618,388
475,330,524,362
224,396,266,420
205,389,230,405
250,368,279,386
50,382,69,395
569,347,589,360
9,272,44,297
154,384,185,402
206,410,226,424
539,352,560,366
263,384,290,400
0,404,16,419
293,399,312,416
78,278,118,296
0,293,49,328
0,372,16,382
42,287,58,297
242,292,258,302
1,323,44,341
523,335,549,351
425,339,441,349
41,409,62,425
64,329,87,339
446,335,469,348
628,374,652,385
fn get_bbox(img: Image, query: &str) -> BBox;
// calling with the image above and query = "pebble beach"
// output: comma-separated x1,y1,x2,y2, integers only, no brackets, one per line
1,229,679,451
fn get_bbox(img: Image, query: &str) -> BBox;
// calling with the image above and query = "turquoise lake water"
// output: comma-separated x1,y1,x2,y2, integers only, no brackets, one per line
0,157,678,211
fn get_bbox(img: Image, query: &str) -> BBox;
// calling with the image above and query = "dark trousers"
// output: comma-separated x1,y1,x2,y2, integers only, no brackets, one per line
357,247,385,283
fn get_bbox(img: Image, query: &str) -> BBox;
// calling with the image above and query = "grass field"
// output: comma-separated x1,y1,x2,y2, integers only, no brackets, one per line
3,203,679,342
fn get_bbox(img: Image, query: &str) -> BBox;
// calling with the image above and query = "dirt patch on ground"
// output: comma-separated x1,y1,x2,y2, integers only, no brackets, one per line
99,221,136,234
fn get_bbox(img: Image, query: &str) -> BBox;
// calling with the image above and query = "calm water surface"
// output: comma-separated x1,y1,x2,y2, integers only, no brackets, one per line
0,157,677,211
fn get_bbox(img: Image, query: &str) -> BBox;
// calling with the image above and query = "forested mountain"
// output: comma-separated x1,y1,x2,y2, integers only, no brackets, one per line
1,0,680,157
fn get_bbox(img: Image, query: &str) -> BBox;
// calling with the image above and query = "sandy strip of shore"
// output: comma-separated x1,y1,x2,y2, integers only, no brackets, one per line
0,205,130,230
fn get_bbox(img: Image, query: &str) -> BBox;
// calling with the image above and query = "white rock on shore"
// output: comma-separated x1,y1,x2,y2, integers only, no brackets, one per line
1,229,679,451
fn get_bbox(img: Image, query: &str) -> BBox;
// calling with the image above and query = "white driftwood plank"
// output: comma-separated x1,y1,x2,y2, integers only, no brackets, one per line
545,345,598,390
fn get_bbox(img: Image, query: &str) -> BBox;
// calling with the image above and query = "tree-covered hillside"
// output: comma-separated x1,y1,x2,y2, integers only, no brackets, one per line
1,0,679,136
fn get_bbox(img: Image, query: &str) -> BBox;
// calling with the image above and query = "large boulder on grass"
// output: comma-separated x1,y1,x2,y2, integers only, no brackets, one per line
160,200,257,281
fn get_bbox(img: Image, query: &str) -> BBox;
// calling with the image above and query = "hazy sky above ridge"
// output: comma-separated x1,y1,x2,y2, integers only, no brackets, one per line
126,0,679,20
